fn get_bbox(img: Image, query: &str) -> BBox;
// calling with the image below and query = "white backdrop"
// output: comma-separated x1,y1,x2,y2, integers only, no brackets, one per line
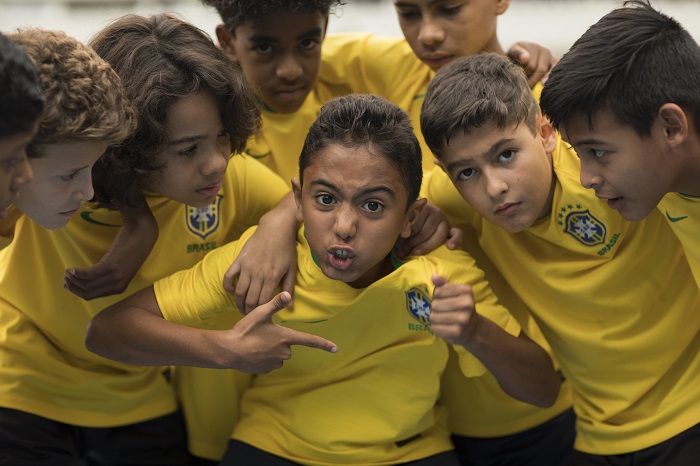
0,0,698,56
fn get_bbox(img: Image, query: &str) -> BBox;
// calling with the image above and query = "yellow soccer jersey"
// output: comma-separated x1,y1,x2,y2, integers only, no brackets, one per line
0,155,288,428
155,226,521,465
658,192,700,288
439,224,573,437
430,81,574,439
424,139,700,454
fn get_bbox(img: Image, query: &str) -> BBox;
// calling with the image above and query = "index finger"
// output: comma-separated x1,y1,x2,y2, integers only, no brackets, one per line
286,328,338,354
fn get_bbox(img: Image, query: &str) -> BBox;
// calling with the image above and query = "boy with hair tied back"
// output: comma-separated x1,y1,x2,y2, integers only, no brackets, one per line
87,93,560,466
421,51,700,465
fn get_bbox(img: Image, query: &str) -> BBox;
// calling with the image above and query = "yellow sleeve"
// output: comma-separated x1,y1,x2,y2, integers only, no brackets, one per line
422,167,477,232
227,155,291,240
154,227,258,326
320,33,425,101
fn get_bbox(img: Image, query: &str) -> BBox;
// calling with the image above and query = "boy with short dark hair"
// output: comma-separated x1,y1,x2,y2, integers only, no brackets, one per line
86,93,560,466
540,0,700,288
421,51,700,465
0,32,41,217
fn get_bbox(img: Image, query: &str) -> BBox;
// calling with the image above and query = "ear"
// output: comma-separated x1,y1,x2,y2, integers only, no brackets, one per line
291,177,304,223
537,113,557,154
657,103,688,148
400,198,428,239
215,24,238,61
496,0,510,16
433,158,447,173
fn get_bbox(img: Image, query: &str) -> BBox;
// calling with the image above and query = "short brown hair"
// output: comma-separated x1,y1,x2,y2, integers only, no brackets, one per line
421,53,539,159
8,28,135,158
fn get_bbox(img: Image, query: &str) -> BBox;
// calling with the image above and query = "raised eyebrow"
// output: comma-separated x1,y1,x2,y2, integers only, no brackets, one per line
394,0,445,7
568,138,606,147
310,179,397,200
168,135,204,147
249,27,324,44
444,138,515,174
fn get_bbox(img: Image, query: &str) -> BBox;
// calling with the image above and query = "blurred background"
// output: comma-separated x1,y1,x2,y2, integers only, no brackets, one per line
0,0,698,56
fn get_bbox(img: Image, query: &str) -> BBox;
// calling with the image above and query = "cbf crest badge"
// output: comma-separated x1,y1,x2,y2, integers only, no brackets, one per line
558,204,606,246
406,287,432,325
186,195,221,240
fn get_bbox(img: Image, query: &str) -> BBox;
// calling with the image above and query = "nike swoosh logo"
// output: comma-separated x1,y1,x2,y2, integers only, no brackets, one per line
277,319,329,324
666,211,688,223
245,149,271,159
80,211,122,227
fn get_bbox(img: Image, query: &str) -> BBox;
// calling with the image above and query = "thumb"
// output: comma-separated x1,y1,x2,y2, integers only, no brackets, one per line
431,274,448,288
66,266,99,280
508,44,529,65
253,291,293,321
287,328,338,354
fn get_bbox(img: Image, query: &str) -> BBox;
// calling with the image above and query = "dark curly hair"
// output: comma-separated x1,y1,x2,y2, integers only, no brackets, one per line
89,13,259,209
0,32,44,139
201,0,345,33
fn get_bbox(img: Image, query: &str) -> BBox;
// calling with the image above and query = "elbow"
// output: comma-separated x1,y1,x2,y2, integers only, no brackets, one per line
84,319,102,356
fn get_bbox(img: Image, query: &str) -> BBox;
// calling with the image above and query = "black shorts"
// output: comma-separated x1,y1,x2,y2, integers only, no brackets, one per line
220,439,461,465
572,422,700,466
451,408,576,466
0,407,198,465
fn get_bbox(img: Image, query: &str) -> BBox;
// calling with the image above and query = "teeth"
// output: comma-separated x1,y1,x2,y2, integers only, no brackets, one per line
334,249,349,260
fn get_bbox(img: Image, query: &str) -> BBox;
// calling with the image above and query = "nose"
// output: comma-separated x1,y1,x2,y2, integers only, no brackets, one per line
334,205,357,241
579,158,602,190
276,53,303,82
201,146,229,177
75,171,95,201
418,16,445,46
13,157,33,189
485,172,508,199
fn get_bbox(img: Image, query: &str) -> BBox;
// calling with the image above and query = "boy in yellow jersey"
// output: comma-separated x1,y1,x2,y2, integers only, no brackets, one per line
540,0,700,289
421,52,700,465
374,2,576,464
86,93,561,466
0,14,301,465
1,29,150,303
0,32,40,215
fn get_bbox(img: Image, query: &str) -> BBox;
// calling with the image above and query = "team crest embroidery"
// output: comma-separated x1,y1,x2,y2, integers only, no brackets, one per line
406,287,432,325
185,195,221,240
559,204,606,246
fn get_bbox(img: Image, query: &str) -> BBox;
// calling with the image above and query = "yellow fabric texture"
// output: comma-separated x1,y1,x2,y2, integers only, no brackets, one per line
423,138,700,454
155,227,521,465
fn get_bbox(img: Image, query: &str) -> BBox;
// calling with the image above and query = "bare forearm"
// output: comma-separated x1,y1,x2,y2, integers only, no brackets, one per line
258,191,298,232
85,293,232,368
461,318,560,407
